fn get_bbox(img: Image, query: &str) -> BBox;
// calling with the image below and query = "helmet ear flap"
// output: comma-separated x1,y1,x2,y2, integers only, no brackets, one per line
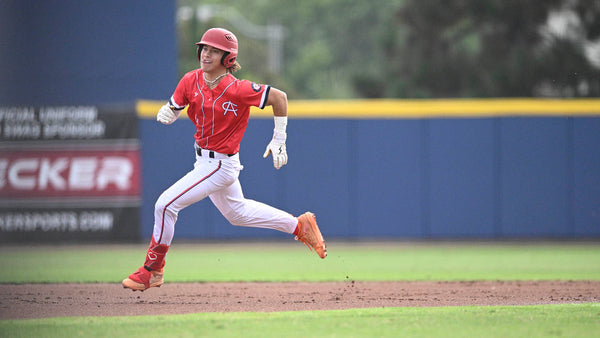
221,52,230,67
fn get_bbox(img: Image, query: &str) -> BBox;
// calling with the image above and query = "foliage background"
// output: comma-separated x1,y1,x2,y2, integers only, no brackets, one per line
177,0,600,99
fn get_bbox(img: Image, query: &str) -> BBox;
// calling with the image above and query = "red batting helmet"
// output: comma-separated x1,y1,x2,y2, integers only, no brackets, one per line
196,28,238,68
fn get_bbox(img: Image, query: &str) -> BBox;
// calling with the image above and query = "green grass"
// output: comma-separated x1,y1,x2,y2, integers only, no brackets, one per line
1,304,598,337
0,241,599,283
1,241,599,337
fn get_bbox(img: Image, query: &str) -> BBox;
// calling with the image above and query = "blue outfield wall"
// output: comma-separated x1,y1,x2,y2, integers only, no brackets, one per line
138,99,600,240
0,1,176,106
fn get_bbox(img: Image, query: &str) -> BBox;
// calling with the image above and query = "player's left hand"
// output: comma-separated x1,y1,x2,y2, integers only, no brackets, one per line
263,138,288,169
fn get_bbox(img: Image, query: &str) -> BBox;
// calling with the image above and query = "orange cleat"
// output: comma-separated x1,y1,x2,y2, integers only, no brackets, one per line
122,266,164,291
296,212,327,259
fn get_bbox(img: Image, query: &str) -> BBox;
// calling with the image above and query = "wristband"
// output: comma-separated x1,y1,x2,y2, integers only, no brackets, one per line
274,116,287,133
273,116,287,143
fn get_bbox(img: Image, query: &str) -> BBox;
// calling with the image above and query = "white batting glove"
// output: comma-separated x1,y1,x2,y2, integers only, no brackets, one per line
263,132,288,169
157,104,180,125
263,116,288,169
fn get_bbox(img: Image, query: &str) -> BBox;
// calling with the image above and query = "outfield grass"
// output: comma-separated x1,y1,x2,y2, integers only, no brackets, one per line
1,241,599,283
1,241,599,337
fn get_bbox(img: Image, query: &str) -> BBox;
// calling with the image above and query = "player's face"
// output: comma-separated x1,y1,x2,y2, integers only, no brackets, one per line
200,45,226,73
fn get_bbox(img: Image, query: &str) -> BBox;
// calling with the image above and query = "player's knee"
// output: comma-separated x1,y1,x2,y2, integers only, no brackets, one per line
225,213,245,226
216,198,255,226
154,195,177,215
154,198,166,213
223,206,248,227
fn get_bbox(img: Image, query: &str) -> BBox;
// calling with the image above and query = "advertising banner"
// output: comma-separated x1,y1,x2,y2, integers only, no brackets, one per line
0,105,140,242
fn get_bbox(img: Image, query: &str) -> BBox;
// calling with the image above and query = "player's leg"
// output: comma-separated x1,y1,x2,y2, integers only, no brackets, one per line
152,160,234,245
209,179,326,258
123,159,237,291
209,179,295,232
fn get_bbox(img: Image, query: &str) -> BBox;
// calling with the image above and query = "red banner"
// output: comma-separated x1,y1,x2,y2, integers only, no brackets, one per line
0,148,140,198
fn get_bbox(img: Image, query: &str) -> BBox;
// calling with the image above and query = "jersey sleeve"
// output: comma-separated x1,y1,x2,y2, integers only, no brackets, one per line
169,71,195,110
238,80,271,109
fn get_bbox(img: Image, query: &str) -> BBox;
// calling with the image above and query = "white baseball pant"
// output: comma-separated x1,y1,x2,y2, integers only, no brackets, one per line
152,148,298,245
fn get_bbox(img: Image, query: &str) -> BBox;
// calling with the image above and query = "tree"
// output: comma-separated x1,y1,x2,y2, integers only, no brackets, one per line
372,0,600,98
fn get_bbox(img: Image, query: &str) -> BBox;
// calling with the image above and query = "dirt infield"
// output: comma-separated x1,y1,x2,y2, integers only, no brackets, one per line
1,280,599,319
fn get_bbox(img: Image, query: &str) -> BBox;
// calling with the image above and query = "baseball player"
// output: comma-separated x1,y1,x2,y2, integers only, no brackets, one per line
123,28,326,291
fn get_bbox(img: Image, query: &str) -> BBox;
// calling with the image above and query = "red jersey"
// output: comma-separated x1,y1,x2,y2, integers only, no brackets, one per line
169,69,271,154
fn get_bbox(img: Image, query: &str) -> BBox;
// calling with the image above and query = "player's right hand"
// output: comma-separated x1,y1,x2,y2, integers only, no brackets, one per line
157,104,179,125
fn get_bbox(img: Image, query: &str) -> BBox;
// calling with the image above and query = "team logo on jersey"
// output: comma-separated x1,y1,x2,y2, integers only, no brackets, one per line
222,101,238,116
251,82,262,92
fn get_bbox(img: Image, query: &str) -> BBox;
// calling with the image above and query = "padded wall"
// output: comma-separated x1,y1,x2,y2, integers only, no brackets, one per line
139,114,600,240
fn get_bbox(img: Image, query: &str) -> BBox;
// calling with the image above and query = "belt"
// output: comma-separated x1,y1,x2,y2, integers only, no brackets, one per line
196,146,235,159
